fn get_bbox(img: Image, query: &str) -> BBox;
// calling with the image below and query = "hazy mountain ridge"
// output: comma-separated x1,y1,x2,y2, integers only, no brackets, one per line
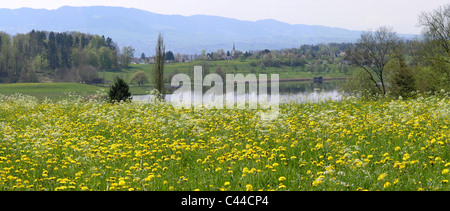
0,6,391,55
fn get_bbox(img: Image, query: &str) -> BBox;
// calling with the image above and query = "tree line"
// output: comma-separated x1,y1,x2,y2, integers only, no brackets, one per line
0,30,134,83
341,4,450,99
196,43,353,75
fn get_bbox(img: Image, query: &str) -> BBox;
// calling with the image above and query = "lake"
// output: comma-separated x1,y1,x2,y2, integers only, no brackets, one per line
133,80,345,104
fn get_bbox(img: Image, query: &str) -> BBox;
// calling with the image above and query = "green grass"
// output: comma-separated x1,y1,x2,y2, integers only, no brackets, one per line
0,93,448,191
0,83,107,100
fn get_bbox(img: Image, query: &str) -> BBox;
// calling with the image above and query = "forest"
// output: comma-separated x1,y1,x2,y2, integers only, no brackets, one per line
0,30,133,84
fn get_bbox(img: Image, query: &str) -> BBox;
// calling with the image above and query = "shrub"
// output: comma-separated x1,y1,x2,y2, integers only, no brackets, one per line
108,77,132,103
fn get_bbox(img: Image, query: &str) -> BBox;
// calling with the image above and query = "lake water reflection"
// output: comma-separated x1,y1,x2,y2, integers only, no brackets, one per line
133,80,345,104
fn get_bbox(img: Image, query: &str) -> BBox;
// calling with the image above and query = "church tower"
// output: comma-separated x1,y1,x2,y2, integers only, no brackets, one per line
231,43,236,57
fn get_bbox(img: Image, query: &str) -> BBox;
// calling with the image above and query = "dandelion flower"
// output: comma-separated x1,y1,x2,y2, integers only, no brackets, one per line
246,184,253,191
378,173,387,181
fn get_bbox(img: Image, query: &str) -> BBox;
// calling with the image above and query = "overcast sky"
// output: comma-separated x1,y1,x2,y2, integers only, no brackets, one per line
2,0,448,34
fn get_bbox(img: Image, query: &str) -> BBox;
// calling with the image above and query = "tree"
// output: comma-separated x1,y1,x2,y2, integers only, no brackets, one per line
108,77,132,103
346,26,400,95
418,4,450,88
389,56,416,99
131,71,149,87
201,50,207,60
48,32,58,70
99,46,113,70
340,69,380,98
153,33,166,100
215,67,226,80
166,51,175,61
120,46,135,67
31,54,49,73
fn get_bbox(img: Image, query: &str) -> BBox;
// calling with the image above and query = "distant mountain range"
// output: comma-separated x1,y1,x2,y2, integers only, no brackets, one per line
0,6,415,55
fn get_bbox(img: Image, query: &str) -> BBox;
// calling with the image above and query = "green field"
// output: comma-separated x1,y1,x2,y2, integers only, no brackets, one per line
0,83,107,100
0,93,448,191
109,60,352,82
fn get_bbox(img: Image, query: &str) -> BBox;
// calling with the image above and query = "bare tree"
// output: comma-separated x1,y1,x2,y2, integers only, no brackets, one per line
346,26,400,95
418,4,450,78
153,33,166,100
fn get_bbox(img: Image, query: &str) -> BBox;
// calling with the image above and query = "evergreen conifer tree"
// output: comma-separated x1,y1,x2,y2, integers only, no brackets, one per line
108,77,132,103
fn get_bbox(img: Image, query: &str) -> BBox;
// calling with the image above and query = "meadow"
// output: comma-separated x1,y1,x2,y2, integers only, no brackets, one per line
0,83,107,100
0,92,448,191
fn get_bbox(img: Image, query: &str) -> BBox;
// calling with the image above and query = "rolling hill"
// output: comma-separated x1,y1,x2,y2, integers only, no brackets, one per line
0,6,382,55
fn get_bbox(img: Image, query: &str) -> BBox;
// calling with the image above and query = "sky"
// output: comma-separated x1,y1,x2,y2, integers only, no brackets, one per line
2,0,448,34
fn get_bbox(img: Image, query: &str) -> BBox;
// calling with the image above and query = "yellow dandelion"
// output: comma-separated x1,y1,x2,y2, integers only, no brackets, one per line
246,184,253,191
377,173,387,181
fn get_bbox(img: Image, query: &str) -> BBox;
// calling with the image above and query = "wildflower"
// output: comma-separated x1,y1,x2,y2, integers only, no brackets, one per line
377,173,387,181
384,182,391,188
442,169,449,175
312,180,322,187
246,184,253,191
279,176,286,182
402,153,410,161
55,186,67,191
394,178,399,184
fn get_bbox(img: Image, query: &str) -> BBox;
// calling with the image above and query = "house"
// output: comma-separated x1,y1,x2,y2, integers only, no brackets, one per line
130,58,140,64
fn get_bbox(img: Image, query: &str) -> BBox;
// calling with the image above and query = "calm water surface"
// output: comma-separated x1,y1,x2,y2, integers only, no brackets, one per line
133,80,344,104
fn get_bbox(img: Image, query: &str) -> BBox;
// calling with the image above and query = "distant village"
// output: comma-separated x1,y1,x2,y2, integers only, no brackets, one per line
130,42,349,66
130,44,240,64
